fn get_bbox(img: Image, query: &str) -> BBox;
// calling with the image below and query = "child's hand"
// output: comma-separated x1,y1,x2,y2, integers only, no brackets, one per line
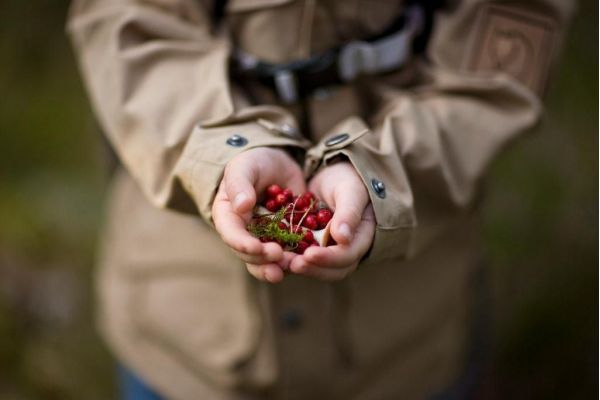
212,148,305,283
289,161,375,281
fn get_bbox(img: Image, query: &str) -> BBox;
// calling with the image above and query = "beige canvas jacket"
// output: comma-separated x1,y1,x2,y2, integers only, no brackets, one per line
68,1,573,399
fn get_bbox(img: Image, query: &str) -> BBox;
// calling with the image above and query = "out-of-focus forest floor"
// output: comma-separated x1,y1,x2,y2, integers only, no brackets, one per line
0,1,597,399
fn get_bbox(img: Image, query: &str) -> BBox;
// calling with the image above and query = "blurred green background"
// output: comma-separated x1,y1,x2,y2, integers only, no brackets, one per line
0,1,597,399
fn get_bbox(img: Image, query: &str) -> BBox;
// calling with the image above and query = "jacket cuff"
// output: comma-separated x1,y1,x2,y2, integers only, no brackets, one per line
305,117,417,265
176,120,310,224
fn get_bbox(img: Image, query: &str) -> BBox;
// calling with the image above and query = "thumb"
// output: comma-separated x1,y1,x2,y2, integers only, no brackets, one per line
223,161,258,214
330,184,369,245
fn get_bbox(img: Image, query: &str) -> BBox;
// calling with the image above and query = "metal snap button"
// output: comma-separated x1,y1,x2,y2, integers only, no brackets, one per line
279,123,299,138
226,134,248,147
325,133,350,147
280,309,303,330
371,178,386,199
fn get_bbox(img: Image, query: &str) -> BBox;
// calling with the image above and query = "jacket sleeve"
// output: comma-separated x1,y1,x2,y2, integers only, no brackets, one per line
304,0,575,264
67,0,309,222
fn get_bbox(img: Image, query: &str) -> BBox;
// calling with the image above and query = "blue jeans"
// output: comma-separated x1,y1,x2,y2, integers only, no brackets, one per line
119,366,162,400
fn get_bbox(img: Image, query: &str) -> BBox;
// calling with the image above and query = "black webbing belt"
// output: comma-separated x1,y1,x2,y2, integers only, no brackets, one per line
230,5,425,103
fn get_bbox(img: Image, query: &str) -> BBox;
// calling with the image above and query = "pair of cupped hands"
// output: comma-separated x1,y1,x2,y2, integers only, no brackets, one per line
212,148,375,283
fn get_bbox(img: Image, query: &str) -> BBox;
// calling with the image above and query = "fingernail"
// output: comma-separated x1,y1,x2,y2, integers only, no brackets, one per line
339,223,353,242
265,268,282,283
265,270,275,282
233,193,247,211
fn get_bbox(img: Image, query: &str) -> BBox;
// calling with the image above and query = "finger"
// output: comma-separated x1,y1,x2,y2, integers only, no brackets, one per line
263,242,284,262
214,197,285,261
329,183,370,245
292,245,356,270
246,263,284,283
246,264,268,281
264,264,285,283
277,251,298,271
240,247,297,269
289,258,357,281
292,205,375,270
223,161,258,214
236,243,283,265
213,193,263,255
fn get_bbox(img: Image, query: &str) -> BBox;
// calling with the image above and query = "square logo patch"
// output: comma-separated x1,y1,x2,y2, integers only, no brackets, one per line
467,5,555,95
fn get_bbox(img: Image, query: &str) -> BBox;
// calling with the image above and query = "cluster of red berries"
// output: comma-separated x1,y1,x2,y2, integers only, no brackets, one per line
258,184,334,254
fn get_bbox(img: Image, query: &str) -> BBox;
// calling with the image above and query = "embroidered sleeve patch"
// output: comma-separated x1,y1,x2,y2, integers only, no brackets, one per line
467,5,555,95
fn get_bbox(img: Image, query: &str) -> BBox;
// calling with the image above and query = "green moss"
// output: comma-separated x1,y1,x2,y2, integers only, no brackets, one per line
247,206,304,248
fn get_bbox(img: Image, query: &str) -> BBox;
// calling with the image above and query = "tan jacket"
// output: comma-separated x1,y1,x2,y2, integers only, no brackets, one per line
68,1,573,399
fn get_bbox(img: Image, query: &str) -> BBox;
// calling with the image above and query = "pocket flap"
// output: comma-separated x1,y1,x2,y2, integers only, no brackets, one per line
227,0,296,13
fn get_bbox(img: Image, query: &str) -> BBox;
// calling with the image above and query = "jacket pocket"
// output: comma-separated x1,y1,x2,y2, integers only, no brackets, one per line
110,173,269,388
128,262,263,388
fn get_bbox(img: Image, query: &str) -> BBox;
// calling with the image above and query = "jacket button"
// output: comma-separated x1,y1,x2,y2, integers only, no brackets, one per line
280,309,303,330
280,123,299,138
226,134,248,147
325,133,350,147
371,178,386,198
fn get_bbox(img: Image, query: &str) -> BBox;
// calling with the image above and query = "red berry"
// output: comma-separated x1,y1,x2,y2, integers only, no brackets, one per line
295,197,309,210
278,222,287,230
282,188,294,202
303,214,318,230
276,193,288,206
295,241,309,254
317,209,333,228
265,199,279,212
302,230,314,242
301,191,314,202
266,184,283,198
310,240,319,246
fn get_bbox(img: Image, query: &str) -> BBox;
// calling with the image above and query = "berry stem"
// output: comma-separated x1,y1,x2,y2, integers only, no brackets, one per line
296,199,315,231
289,197,298,233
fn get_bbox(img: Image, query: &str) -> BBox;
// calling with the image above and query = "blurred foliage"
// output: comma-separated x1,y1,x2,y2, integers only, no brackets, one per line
481,1,598,398
0,1,114,399
0,0,597,399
